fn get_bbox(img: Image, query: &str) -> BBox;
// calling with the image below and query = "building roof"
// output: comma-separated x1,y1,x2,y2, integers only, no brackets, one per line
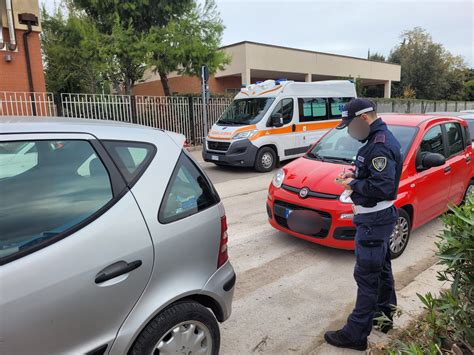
220,41,400,67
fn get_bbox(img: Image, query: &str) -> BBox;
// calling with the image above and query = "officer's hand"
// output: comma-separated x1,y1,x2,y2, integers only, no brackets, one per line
338,172,354,179
340,178,354,190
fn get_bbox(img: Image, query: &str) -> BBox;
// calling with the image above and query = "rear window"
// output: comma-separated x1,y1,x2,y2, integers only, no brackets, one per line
159,153,219,224
103,141,156,185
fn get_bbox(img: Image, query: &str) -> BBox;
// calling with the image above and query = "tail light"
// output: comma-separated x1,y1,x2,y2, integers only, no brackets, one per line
217,215,229,268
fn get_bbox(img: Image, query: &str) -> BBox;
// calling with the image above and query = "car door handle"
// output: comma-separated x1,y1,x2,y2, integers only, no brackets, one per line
292,124,296,132
444,166,451,173
95,260,142,284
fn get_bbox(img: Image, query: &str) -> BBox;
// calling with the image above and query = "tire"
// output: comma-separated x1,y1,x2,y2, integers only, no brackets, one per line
389,209,411,259
254,147,277,172
129,301,220,355
463,181,474,203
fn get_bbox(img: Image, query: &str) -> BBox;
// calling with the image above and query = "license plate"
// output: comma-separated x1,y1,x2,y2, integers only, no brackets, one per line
211,155,219,161
284,208,292,219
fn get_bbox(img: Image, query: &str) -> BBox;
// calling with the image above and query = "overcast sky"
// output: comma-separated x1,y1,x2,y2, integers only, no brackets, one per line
41,0,474,67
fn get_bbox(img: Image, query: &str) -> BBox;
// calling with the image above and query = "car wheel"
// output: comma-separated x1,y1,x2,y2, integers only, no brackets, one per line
463,181,474,202
389,209,411,259
255,147,277,172
129,301,220,355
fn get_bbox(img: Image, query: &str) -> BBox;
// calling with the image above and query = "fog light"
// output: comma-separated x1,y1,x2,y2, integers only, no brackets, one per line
340,213,354,220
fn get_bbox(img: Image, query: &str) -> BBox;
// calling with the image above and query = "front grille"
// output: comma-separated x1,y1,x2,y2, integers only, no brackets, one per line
273,200,331,238
207,140,231,152
282,184,339,200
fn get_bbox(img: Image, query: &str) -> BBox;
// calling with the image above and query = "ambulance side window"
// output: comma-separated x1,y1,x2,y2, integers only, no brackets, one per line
330,98,352,118
298,98,328,122
271,98,294,125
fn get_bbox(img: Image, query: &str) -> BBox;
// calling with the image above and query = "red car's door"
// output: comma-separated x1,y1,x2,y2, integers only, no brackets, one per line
412,124,451,226
443,122,472,205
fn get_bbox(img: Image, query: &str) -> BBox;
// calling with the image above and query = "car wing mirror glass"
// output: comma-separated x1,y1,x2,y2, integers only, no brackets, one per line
270,113,284,127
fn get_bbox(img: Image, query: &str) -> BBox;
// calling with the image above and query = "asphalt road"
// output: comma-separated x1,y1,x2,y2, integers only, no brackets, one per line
190,150,442,355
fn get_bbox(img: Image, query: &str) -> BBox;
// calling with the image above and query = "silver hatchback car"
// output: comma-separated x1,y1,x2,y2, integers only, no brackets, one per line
0,117,235,355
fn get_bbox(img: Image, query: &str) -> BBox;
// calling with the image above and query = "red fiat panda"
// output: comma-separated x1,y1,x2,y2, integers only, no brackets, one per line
267,114,473,258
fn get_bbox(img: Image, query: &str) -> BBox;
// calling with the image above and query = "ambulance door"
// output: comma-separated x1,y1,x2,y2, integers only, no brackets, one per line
266,98,297,159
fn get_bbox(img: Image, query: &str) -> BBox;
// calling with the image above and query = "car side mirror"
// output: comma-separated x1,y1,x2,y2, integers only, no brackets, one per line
270,113,284,127
416,152,446,171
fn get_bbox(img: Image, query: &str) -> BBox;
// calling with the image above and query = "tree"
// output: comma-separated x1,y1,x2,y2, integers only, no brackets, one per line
368,53,386,62
147,0,230,96
463,68,474,101
41,5,109,94
389,27,468,100
71,0,193,94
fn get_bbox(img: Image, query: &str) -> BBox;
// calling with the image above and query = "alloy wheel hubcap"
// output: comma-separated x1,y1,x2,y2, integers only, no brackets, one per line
390,217,409,254
261,153,273,169
467,184,474,197
153,321,212,355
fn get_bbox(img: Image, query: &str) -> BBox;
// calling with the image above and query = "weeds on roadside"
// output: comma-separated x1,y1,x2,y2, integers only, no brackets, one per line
380,196,474,354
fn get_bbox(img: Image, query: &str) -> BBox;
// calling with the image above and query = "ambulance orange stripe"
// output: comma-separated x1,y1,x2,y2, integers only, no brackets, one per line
249,120,340,140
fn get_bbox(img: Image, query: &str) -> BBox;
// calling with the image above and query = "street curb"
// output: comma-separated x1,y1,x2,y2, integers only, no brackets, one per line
309,261,449,354
186,145,203,152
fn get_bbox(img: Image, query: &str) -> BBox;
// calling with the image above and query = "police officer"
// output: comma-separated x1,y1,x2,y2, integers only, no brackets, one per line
324,98,403,351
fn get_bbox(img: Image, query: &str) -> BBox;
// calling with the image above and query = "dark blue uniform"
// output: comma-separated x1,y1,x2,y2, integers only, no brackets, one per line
342,118,403,343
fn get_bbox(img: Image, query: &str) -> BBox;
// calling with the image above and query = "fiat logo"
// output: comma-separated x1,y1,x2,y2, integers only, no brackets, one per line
299,187,309,198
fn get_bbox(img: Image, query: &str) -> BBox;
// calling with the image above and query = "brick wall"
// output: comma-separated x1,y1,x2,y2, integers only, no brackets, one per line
0,28,46,92
133,74,242,96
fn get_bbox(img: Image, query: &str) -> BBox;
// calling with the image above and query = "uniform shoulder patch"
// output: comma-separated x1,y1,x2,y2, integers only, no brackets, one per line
372,156,387,172
374,133,386,144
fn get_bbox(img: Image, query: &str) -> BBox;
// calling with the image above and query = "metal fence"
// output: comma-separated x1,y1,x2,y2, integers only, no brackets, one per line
2,91,474,146
0,92,56,116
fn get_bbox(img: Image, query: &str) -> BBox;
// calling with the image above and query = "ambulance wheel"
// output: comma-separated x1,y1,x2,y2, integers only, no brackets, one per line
255,147,276,172
389,209,411,259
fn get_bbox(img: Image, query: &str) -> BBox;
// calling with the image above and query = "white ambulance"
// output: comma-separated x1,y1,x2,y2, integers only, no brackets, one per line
202,80,357,172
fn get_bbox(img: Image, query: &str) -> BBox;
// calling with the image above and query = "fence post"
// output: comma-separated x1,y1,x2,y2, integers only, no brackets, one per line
455,101,458,112
188,96,196,145
54,93,63,117
445,101,448,111
130,95,137,124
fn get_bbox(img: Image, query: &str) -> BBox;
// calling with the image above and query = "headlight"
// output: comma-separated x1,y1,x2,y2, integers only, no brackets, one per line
233,130,257,139
272,169,285,188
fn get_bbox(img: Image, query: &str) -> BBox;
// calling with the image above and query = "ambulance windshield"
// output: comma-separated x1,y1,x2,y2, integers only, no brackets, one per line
217,98,275,125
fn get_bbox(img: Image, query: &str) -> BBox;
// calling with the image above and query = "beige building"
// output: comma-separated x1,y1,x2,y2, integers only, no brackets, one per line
133,41,401,98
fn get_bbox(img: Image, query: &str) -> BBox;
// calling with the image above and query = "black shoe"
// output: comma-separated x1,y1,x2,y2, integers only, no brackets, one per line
373,316,393,334
324,329,368,351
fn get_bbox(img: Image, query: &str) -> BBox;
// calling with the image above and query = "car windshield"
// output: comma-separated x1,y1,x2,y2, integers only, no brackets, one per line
217,98,275,125
307,125,417,164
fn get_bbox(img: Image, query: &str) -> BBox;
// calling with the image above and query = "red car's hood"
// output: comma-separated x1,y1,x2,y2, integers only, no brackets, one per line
283,157,346,195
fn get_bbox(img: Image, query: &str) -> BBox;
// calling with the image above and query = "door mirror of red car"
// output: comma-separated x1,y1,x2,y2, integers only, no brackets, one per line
416,152,446,171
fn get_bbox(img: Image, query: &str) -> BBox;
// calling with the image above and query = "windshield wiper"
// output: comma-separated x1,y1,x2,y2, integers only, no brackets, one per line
305,151,324,161
322,156,354,164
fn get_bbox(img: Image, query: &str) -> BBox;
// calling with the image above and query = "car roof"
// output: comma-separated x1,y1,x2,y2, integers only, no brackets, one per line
379,113,466,127
0,116,185,145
